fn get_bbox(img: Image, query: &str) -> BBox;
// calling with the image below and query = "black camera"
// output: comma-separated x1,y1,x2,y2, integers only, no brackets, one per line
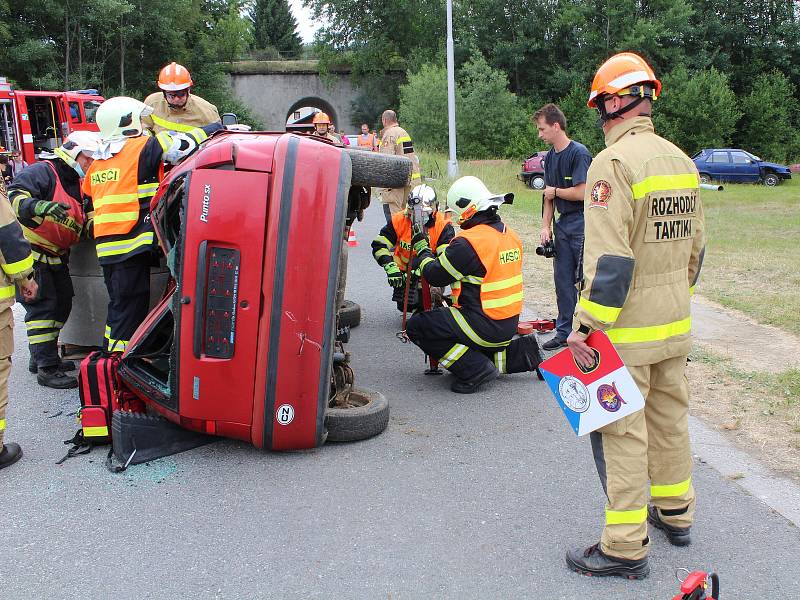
536,240,556,258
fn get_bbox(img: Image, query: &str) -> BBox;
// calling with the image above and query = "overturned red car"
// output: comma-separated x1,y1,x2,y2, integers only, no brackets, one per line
115,132,410,454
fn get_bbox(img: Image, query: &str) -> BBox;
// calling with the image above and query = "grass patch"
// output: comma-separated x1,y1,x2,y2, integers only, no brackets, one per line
418,151,800,335
689,347,800,473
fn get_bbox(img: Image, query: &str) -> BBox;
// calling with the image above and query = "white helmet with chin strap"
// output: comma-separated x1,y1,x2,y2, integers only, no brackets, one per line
95,96,153,142
407,184,438,217
446,176,513,225
47,130,101,177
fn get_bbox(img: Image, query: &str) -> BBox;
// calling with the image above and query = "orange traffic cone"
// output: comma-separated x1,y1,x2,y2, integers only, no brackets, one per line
347,228,358,247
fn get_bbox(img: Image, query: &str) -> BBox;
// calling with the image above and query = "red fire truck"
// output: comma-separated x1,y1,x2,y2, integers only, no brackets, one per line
0,76,104,165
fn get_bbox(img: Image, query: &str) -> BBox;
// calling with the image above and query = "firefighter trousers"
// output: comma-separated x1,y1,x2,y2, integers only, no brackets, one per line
591,354,695,561
406,308,539,382
0,307,14,447
18,262,73,369
101,253,151,353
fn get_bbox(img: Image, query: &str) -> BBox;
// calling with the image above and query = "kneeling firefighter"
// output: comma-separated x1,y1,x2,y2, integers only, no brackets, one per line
8,131,101,388
406,176,542,393
371,184,454,312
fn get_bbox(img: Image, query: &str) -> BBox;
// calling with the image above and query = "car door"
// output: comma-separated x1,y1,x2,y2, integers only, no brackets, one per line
708,151,734,182
730,150,759,183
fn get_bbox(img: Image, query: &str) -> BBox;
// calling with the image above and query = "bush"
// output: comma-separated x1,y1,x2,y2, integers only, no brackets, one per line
399,63,450,152
456,55,528,159
653,66,740,155
400,55,529,159
737,70,800,164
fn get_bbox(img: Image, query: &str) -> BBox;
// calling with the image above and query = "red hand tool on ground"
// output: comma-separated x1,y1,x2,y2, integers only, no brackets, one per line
672,570,720,600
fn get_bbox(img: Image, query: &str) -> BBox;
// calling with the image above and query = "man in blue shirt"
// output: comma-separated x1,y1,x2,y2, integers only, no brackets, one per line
534,103,592,350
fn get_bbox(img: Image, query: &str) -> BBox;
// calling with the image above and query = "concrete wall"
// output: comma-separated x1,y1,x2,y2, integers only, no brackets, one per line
229,71,360,133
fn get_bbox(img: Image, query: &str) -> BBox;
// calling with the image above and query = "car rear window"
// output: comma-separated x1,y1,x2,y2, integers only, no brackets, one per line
709,152,729,163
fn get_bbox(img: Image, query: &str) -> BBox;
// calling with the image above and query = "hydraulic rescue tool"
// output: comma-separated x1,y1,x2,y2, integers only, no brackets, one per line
396,191,442,374
672,569,720,600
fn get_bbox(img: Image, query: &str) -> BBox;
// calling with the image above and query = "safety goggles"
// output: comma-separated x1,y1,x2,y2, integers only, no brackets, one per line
164,90,189,100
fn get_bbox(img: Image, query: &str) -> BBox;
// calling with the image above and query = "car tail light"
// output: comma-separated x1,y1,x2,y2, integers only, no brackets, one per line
194,243,240,359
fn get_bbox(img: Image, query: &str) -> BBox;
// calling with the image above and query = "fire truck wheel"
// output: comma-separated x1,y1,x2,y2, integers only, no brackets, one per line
347,149,412,189
338,299,361,329
325,388,390,443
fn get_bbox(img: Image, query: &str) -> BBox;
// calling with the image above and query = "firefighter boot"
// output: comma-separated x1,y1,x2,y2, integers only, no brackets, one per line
37,366,78,389
648,506,691,546
0,443,22,471
566,543,650,580
451,361,499,394
28,356,76,374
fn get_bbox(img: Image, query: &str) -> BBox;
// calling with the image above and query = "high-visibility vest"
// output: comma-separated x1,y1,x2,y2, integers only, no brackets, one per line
83,136,151,237
22,161,84,253
452,223,523,320
391,211,450,268
357,133,375,149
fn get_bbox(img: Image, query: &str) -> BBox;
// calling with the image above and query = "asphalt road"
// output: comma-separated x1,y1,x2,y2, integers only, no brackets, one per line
1,203,799,599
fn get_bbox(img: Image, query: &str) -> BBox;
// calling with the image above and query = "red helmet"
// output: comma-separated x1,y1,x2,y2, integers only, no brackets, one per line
158,62,193,92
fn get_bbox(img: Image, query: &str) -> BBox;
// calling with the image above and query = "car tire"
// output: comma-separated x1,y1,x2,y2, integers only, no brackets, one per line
699,173,711,185
325,388,390,442
338,299,361,329
763,172,780,186
346,149,412,189
531,175,546,190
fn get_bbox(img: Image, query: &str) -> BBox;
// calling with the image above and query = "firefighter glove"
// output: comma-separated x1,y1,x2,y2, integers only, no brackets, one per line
411,228,429,253
384,262,405,288
34,201,69,221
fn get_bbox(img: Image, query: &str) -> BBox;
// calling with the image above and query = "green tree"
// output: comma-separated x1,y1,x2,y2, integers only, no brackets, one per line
653,66,741,155
456,54,527,159
737,70,800,163
399,63,450,153
216,0,254,63
251,0,302,56
399,55,528,159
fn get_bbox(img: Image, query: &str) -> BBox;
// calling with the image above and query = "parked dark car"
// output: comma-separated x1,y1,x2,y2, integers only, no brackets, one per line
692,149,792,186
519,151,547,190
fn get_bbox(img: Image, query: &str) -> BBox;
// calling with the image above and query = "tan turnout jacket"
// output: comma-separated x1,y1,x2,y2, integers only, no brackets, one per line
573,117,705,366
142,92,221,135
379,124,421,213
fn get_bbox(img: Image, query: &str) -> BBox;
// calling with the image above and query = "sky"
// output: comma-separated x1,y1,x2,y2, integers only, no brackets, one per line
289,0,321,44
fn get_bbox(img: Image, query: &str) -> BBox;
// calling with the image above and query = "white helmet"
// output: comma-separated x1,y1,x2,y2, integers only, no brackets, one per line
407,184,438,217
58,131,101,161
95,96,153,141
46,131,100,176
446,176,513,225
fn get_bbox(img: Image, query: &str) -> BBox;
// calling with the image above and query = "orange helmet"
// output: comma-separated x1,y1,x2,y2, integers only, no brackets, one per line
158,62,193,92
312,112,331,125
587,52,661,109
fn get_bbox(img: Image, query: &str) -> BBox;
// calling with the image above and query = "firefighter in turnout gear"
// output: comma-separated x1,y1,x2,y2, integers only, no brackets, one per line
84,96,221,353
406,176,542,394
564,52,705,580
371,184,455,312
378,110,421,223
142,62,221,135
8,131,101,388
0,177,37,470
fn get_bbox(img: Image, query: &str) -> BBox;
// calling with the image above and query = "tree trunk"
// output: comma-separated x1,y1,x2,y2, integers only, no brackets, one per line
120,29,125,93
65,9,70,89
77,21,82,86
